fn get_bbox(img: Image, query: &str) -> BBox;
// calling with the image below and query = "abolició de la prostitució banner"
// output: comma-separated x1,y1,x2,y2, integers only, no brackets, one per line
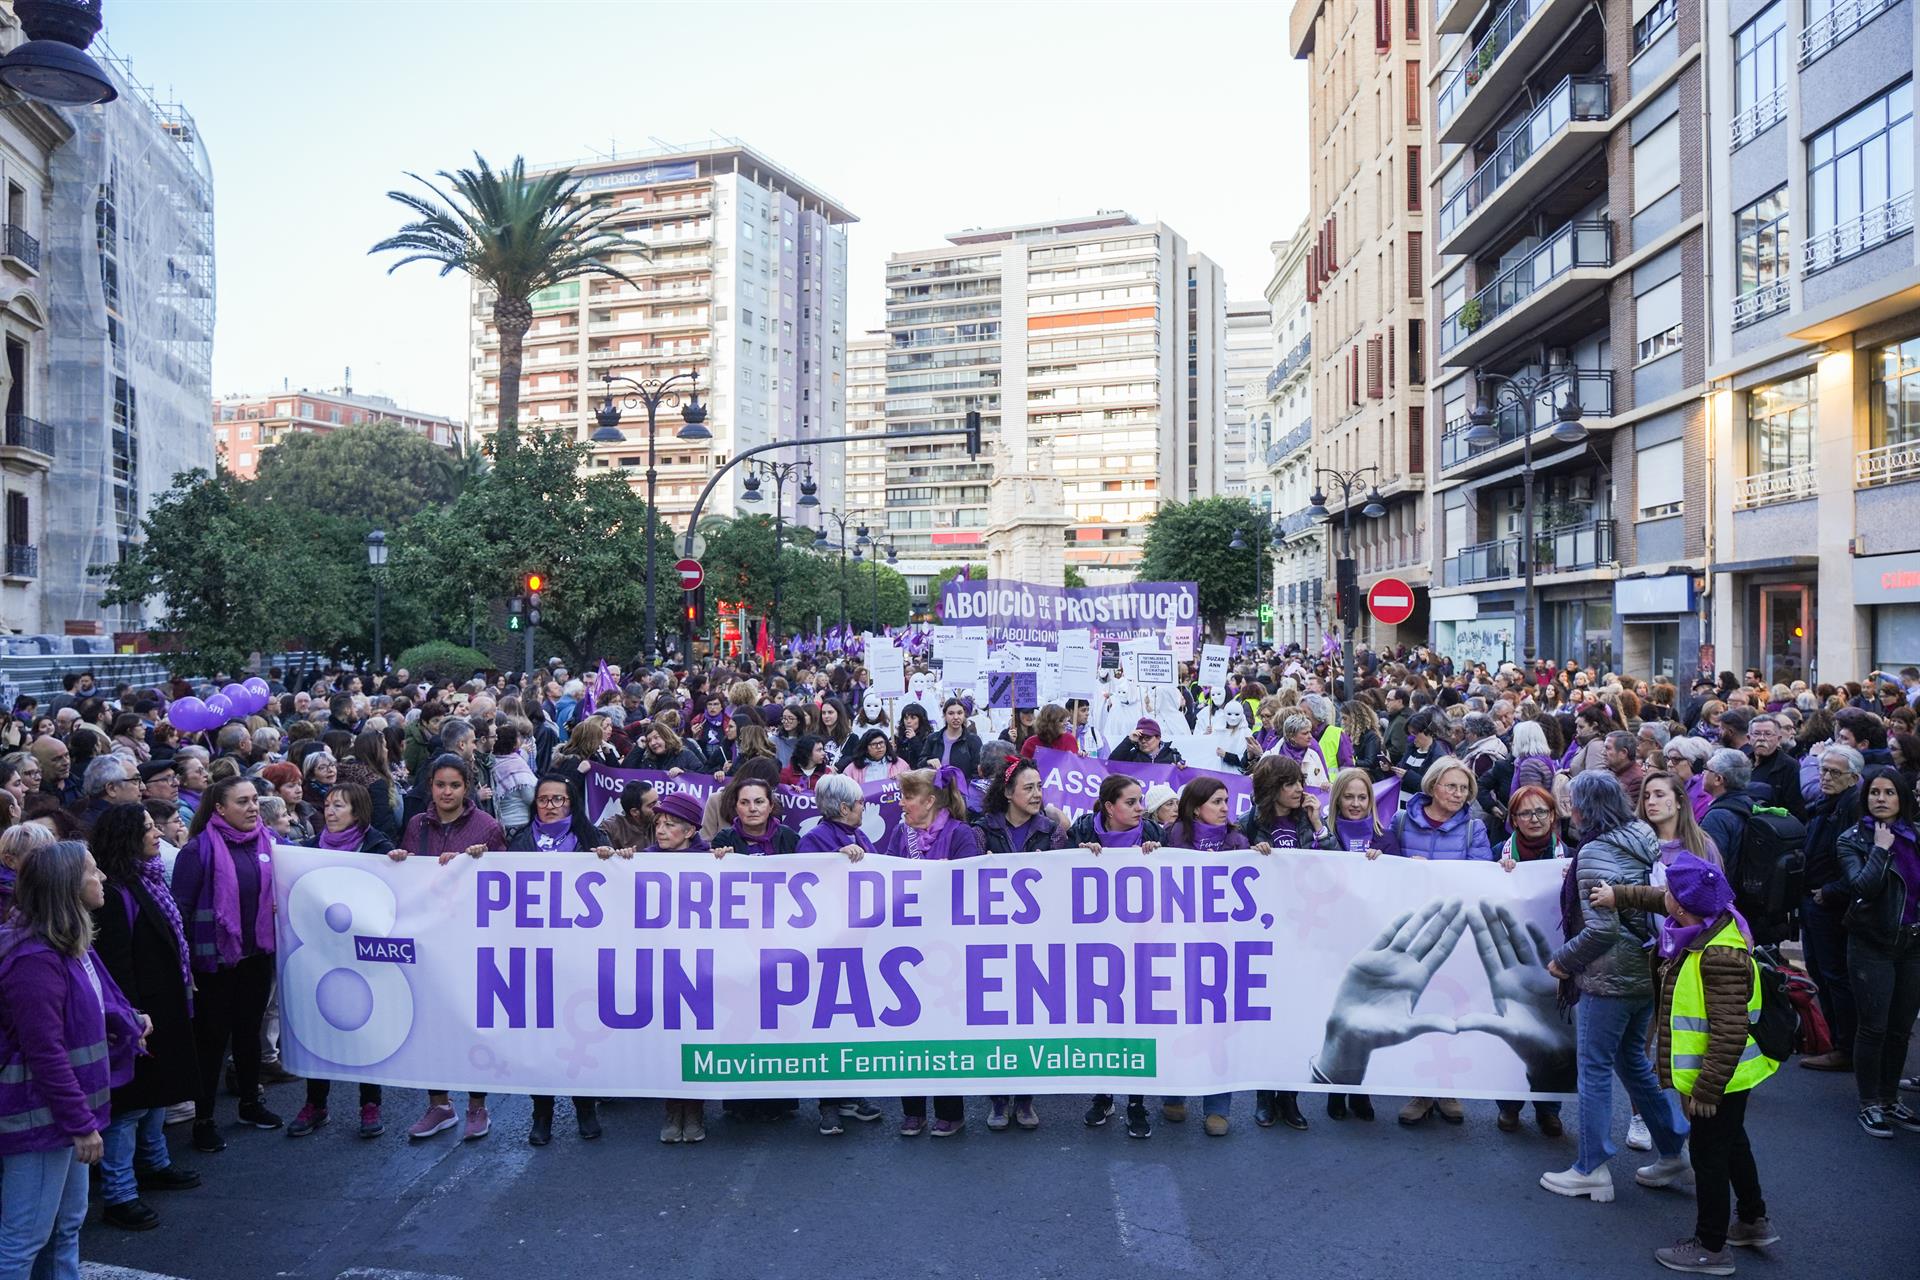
270,846,1576,1102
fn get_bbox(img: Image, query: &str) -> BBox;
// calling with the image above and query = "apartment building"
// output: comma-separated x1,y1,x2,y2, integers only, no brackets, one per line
1291,0,1432,652
883,213,1227,576
1421,0,1710,678
844,334,888,515
1704,0,1919,682
1262,223,1327,652
1223,298,1273,496
213,387,462,479
469,141,854,528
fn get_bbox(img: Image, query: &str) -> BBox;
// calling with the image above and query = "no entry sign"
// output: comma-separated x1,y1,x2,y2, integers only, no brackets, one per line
1367,577,1416,626
675,558,704,591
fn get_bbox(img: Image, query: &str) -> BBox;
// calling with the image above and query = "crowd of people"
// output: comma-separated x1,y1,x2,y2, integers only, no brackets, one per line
0,649,1916,1276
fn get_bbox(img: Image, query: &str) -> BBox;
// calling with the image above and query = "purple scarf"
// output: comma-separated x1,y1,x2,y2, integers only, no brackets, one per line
731,818,778,856
1335,816,1377,853
134,856,193,1011
317,824,369,852
202,813,275,966
1657,908,1752,961
1185,820,1233,851
902,809,952,860
1885,821,1920,925
529,818,579,852
1091,815,1145,848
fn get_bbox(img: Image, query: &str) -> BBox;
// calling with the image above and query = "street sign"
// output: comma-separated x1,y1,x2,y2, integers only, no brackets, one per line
1367,577,1417,626
675,558,705,591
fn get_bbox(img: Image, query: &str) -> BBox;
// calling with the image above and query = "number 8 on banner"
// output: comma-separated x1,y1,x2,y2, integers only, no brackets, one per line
281,867,413,1067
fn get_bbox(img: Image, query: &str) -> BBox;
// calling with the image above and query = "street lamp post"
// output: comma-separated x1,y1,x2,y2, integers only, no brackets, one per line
364,529,388,673
739,459,819,654
852,525,895,635
813,509,867,632
1306,467,1386,700
593,370,710,661
1229,486,1275,650
1464,365,1589,665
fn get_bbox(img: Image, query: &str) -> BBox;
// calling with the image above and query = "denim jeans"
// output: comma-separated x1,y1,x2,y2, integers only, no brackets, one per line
1200,1092,1230,1117
0,1145,89,1280
1575,993,1687,1174
1849,924,1920,1105
100,1106,173,1205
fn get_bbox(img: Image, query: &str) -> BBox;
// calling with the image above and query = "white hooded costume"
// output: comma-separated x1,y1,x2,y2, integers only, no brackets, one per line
1208,700,1257,772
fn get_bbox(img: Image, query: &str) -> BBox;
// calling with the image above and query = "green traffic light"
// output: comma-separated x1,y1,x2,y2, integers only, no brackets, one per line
507,615,523,632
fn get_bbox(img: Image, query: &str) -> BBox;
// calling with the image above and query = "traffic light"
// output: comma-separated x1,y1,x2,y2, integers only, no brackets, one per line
525,572,544,626
525,572,544,593
1335,558,1360,630
964,409,982,458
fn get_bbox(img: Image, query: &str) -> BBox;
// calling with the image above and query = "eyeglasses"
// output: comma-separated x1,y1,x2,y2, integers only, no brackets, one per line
1817,766,1855,778
534,795,570,808
1512,808,1553,820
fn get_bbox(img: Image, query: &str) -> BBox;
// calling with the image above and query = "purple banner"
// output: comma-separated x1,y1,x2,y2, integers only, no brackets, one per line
584,763,904,846
1034,748,1399,830
938,577,1199,648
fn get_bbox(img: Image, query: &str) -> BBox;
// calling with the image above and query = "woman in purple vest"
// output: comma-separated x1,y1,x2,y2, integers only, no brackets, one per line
0,840,147,1275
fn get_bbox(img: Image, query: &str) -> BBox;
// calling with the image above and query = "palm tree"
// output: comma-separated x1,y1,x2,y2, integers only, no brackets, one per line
370,153,641,448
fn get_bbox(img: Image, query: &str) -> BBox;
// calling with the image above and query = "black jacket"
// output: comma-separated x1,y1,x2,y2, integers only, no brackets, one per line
925,731,982,779
711,823,802,856
1837,819,1915,948
621,745,709,775
1109,739,1184,767
1700,790,1755,882
1749,749,1803,821
506,813,608,852
1803,788,1861,902
92,877,198,1111
974,809,1061,853
1055,814,1165,848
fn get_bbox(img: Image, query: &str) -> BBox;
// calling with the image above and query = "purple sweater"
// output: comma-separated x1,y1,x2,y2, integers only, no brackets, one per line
401,800,508,858
0,935,142,1154
879,813,983,860
795,819,874,856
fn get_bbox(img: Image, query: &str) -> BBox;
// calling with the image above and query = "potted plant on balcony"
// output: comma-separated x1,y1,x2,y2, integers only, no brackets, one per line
1464,35,1504,88
1458,298,1485,333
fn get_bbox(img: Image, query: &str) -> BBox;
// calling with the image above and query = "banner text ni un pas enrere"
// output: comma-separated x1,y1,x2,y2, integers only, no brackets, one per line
271,847,1576,1101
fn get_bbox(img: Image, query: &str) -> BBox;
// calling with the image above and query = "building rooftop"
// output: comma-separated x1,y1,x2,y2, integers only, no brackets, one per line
945,211,1138,246
528,137,858,225
217,386,458,426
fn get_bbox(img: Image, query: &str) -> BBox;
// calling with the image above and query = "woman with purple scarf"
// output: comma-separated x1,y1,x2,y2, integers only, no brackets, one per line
711,776,801,857
287,784,396,1141
88,804,200,1230
881,767,983,1136
168,775,282,1154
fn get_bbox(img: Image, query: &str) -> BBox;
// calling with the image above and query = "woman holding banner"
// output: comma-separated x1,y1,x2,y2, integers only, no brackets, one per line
975,758,1060,855
1162,778,1256,1136
711,776,802,858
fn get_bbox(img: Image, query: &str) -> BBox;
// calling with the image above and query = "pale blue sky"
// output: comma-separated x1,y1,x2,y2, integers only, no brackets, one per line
103,0,1308,421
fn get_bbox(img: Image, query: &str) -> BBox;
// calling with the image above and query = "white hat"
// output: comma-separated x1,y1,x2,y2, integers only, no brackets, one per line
1143,783,1179,814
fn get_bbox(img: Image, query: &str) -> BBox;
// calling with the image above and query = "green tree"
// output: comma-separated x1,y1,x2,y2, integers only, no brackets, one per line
371,154,639,446
930,563,987,619
251,420,463,529
1135,496,1263,639
1063,565,1088,589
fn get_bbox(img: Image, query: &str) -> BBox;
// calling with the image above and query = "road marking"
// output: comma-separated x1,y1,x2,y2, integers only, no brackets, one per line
336,1270,466,1280
1107,1160,1202,1273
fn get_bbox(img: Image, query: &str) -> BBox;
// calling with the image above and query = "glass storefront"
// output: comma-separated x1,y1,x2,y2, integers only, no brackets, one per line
1751,582,1814,684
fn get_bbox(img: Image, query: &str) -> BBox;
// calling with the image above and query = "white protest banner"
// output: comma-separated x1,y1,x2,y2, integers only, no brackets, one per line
1060,628,1092,653
930,625,961,652
271,847,1573,1101
938,634,986,692
1134,650,1176,686
866,639,906,696
1198,643,1230,693
1058,646,1100,700
1169,625,1196,662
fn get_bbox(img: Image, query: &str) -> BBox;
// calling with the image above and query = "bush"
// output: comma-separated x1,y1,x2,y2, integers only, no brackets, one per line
394,640,492,682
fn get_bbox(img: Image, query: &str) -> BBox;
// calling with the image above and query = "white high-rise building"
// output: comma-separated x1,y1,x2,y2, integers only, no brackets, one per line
1263,224,1322,652
844,334,887,516
470,141,854,527
883,212,1228,577
1223,299,1273,497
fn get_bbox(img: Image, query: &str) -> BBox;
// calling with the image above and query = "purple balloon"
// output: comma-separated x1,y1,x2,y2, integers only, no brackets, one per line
221,683,248,708
206,693,234,719
168,697,207,731
243,677,271,703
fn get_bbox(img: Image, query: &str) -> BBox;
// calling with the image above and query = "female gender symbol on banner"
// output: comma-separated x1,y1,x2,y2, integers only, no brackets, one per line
468,1043,510,1081
1286,855,1350,940
557,988,614,1079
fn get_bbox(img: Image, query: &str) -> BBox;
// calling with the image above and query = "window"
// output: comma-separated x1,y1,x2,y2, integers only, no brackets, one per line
1871,334,1920,450
1636,278,1682,362
1406,146,1422,210
1745,373,1816,475
1633,117,1680,211
1732,4,1786,142
1406,231,1423,296
1637,440,1684,517
1733,186,1790,324
1408,319,1426,385
1406,61,1420,123
1807,81,1912,243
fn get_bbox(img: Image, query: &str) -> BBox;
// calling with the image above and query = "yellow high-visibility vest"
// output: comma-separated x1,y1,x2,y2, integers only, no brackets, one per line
1318,724,1345,771
1669,917,1779,1096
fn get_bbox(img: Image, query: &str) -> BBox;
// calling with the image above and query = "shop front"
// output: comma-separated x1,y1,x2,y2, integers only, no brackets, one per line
1431,591,1518,669
1852,551,1920,670
1614,574,1701,683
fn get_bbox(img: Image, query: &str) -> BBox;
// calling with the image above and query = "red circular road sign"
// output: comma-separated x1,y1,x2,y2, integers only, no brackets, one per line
1367,577,1417,626
675,558,704,591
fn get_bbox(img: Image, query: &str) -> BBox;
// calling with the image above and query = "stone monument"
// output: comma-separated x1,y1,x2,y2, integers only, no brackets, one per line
983,441,1075,585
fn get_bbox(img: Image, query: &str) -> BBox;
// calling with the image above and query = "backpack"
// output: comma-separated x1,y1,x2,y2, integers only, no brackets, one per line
1735,805,1806,944
1776,963,1832,1057
1749,948,1804,1063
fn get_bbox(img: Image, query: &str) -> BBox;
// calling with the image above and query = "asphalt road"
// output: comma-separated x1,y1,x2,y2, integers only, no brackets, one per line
76,1061,1916,1280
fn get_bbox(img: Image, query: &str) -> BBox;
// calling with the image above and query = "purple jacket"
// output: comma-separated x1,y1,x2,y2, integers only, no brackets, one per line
401,800,508,858
0,935,142,1154
1390,796,1495,861
879,813,983,860
795,819,874,856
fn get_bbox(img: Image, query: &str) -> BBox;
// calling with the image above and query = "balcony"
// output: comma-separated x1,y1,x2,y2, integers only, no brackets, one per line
1437,75,1611,259
1264,420,1312,467
1802,195,1913,276
3,543,37,580
1439,219,1612,365
1732,278,1791,329
1858,439,1920,487
1276,508,1320,541
1264,336,1311,396
2,413,54,461
1436,0,1583,148
1731,85,1787,151
1,224,39,272
1437,370,1614,472
1444,519,1614,586
1800,0,1893,68
1734,462,1817,510
1436,0,1482,37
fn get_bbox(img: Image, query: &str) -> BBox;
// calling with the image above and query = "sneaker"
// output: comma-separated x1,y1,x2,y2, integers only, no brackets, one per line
1014,1100,1040,1130
1902,1074,1920,1093
165,1101,196,1127
1627,1114,1653,1151
190,1120,225,1153
407,1103,458,1140
1125,1103,1151,1139
1434,1097,1464,1125
900,1115,926,1137
1636,1149,1695,1192
237,1100,283,1131
661,1108,685,1144
259,1059,300,1084
462,1104,490,1140
1653,1237,1735,1275
817,1106,844,1136
838,1100,884,1123
682,1106,705,1143
286,1104,327,1137
930,1118,963,1138
100,1199,160,1232
1204,1114,1229,1136
1398,1097,1435,1125
1885,1101,1920,1133
1860,1104,1894,1138
1160,1100,1188,1123
1726,1216,1779,1248
987,1098,1010,1131
359,1104,385,1138
135,1165,200,1191
1083,1096,1114,1127
1540,1164,1615,1202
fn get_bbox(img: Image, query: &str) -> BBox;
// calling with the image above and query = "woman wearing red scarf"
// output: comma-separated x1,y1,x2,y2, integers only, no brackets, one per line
168,776,280,1154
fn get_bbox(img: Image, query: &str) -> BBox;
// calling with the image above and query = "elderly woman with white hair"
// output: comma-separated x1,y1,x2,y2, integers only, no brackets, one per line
1661,735,1716,821
1265,713,1335,788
